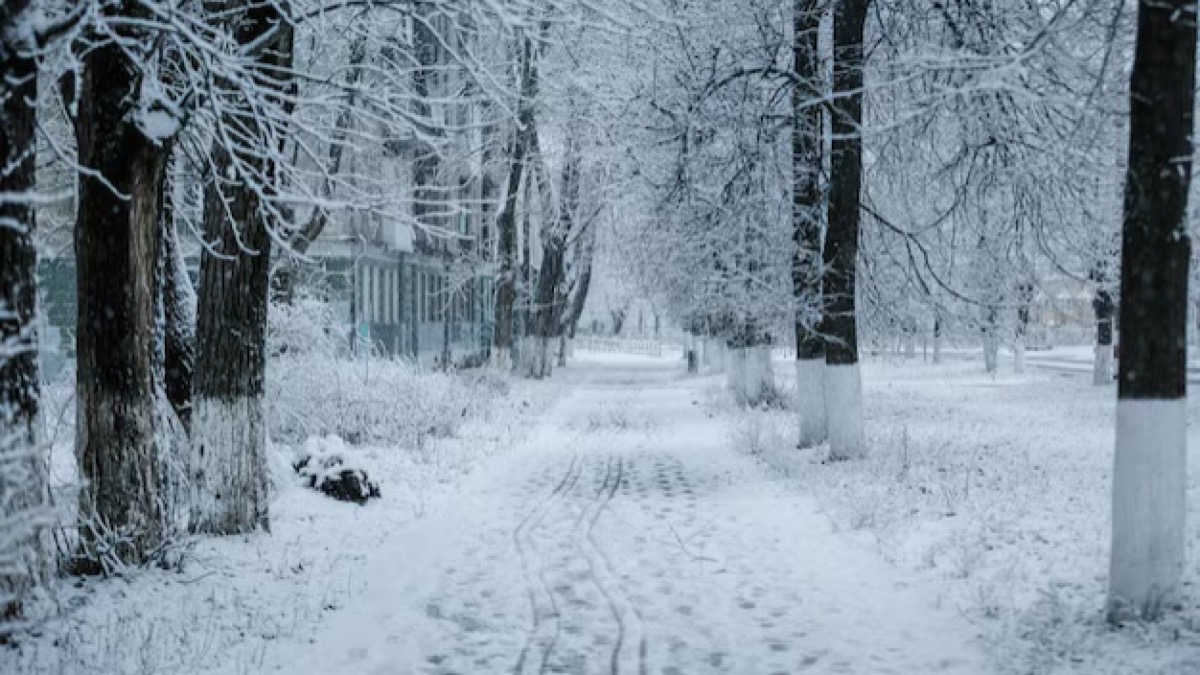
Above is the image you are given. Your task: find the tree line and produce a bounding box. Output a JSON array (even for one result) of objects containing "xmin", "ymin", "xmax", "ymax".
[{"xmin": 0, "ymin": 0, "xmax": 617, "ymax": 630}]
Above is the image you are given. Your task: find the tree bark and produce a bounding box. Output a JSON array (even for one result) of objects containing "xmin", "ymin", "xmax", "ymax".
[
  {"xmin": 189, "ymin": 2, "xmax": 293, "ymax": 534},
  {"xmin": 74, "ymin": 8, "xmax": 171, "ymax": 568},
  {"xmin": 932, "ymin": 315, "xmax": 943, "ymax": 364},
  {"xmin": 793, "ymin": 0, "xmax": 828, "ymax": 448},
  {"xmin": 157, "ymin": 170, "xmax": 195, "ymax": 431},
  {"xmin": 823, "ymin": 0, "xmax": 870, "ymax": 460},
  {"xmin": 1014, "ymin": 283, "xmax": 1032, "ymax": 374},
  {"xmin": 1092, "ymin": 266, "xmax": 1116, "ymax": 385},
  {"xmin": 1108, "ymin": 0, "xmax": 1196, "ymax": 624},
  {"xmin": 0, "ymin": 0, "xmax": 47, "ymax": 620},
  {"xmin": 493, "ymin": 37, "xmax": 539, "ymax": 369},
  {"xmin": 529, "ymin": 134, "xmax": 579, "ymax": 379}
]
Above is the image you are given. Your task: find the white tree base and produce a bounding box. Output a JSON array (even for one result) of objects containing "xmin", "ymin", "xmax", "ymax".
[
  {"xmin": 826, "ymin": 363, "xmax": 865, "ymax": 460},
  {"xmin": 1094, "ymin": 344, "xmax": 1114, "ymax": 385},
  {"xmin": 1109, "ymin": 399, "xmax": 1187, "ymax": 621},
  {"xmin": 795, "ymin": 358, "xmax": 828, "ymax": 448},
  {"xmin": 983, "ymin": 337, "xmax": 999, "ymax": 374},
  {"xmin": 492, "ymin": 347, "xmax": 512, "ymax": 372},
  {"xmin": 727, "ymin": 346, "xmax": 774, "ymax": 407},
  {"xmin": 188, "ymin": 396, "xmax": 269, "ymax": 534}
]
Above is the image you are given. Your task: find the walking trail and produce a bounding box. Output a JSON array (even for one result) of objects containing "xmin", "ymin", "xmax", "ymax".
[{"xmin": 274, "ymin": 354, "xmax": 990, "ymax": 674}]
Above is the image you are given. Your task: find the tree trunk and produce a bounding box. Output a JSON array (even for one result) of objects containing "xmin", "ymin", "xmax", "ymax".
[
  {"xmin": 441, "ymin": 263, "xmax": 452, "ymax": 370},
  {"xmin": 74, "ymin": 16, "xmax": 171, "ymax": 568},
  {"xmin": 981, "ymin": 307, "xmax": 999, "ymax": 375},
  {"xmin": 793, "ymin": 0, "xmax": 828, "ymax": 449},
  {"xmin": 823, "ymin": 0, "xmax": 870, "ymax": 460},
  {"xmin": 727, "ymin": 325, "xmax": 774, "ymax": 408},
  {"xmin": 493, "ymin": 37, "xmax": 539, "ymax": 370},
  {"xmin": 1108, "ymin": 0, "xmax": 1196, "ymax": 624},
  {"xmin": 157, "ymin": 170, "xmax": 195, "ymax": 431},
  {"xmin": 1014, "ymin": 283, "xmax": 1032, "ymax": 374},
  {"xmin": 189, "ymin": 2, "xmax": 293, "ymax": 534},
  {"xmin": 1093, "ymin": 282, "xmax": 1116, "ymax": 386},
  {"xmin": 0, "ymin": 0, "xmax": 47, "ymax": 619},
  {"xmin": 932, "ymin": 316, "xmax": 943, "ymax": 364}
]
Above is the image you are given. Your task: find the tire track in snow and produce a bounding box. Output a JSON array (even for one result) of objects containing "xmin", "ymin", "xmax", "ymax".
[
  {"xmin": 556, "ymin": 456, "xmax": 626, "ymax": 675},
  {"xmin": 512, "ymin": 454, "xmax": 583, "ymax": 675},
  {"xmin": 581, "ymin": 456, "xmax": 648, "ymax": 675},
  {"xmin": 534, "ymin": 456, "xmax": 614, "ymax": 675}
]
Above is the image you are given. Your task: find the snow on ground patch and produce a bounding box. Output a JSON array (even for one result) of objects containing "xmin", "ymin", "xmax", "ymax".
[
  {"xmin": 271, "ymin": 355, "xmax": 988, "ymax": 675},
  {"xmin": 4, "ymin": 367, "xmax": 557, "ymax": 675},
  {"xmin": 732, "ymin": 357, "xmax": 1200, "ymax": 674}
]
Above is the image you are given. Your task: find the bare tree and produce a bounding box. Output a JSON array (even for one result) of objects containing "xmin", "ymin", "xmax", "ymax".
[
  {"xmin": 824, "ymin": 0, "xmax": 870, "ymax": 460},
  {"xmin": 0, "ymin": 0, "xmax": 47, "ymax": 622},
  {"xmin": 793, "ymin": 0, "xmax": 828, "ymax": 448},
  {"xmin": 188, "ymin": 0, "xmax": 294, "ymax": 534},
  {"xmin": 493, "ymin": 35, "xmax": 541, "ymax": 370},
  {"xmin": 1108, "ymin": 0, "xmax": 1196, "ymax": 624},
  {"xmin": 72, "ymin": 2, "xmax": 175, "ymax": 568}
]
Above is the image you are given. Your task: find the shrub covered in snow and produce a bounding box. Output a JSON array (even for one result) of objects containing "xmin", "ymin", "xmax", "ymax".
[
  {"xmin": 268, "ymin": 356, "xmax": 508, "ymax": 447},
  {"xmin": 267, "ymin": 294, "xmax": 350, "ymax": 358},
  {"xmin": 293, "ymin": 435, "xmax": 380, "ymax": 505},
  {"xmin": 266, "ymin": 298, "xmax": 511, "ymax": 448}
]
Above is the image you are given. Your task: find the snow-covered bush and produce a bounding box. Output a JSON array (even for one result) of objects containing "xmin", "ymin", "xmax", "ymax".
[
  {"xmin": 266, "ymin": 297, "xmax": 510, "ymax": 448},
  {"xmin": 267, "ymin": 294, "xmax": 349, "ymax": 358},
  {"xmin": 293, "ymin": 435, "xmax": 380, "ymax": 505},
  {"xmin": 268, "ymin": 356, "xmax": 502, "ymax": 447}
]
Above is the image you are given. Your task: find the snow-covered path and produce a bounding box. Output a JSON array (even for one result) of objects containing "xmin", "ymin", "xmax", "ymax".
[{"xmin": 275, "ymin": 355, "xmax": 990, "ymax": 675}]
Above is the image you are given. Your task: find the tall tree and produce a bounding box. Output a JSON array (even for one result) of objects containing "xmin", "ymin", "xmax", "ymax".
[
  {"xmin": 188, "ymin": 1, "xmax": 293, "ymax": 534},
  {"xmin": 529, "ymin": 130, "xmax": 581, "ymax": 378},
  {"xmin": 793, "ymin": 0, "xmax": 828, "ymax": 448},
  {"xmin": 73, "ymin": 2, "xmax": 174, "ymax": 567},
  {"xmin": 0, "ymin": 0, "xmax": 47, "ymax": 620},
  {"xmin": 493, "ymin": 35, "xmax": 539, "ymax": 370},
  {"xmin": 1107, "ymin": 0, "xmax": 1196, "ymax": 623},
  {"xmin": 823, "ymin": 0, "xmax": 870, "ymax": 460}
]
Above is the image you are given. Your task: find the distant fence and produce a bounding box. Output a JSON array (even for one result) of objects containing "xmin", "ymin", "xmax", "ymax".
[{"xmin": 575, "ymin": 337, "xmax": 666, "ymax": 357}]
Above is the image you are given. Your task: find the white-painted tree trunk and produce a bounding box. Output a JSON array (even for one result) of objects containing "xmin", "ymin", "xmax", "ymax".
[
  {"xmin": 188, "ymin": 396, "xmax": 268, "ymax": 533},
  {"xmin": 1014, "ymin": 337, "xmax": 1026, "ymax": 374},
  {"xmin": 727, "ymin": 346, "xmax": 774, "ymax": 407},
  {"xmin": 492, "ymin": 347, "xmax": 512, "ymax": 372},
  {"xmin": 903, "ymin": 334, "xmax": 916, "ymax": 359},
  {"xmin": 1108, "ymin": 400, "xmax": 1187, "ymax": 620},
  {"xmin": 1094, "ymin": 344, "xmax": 1114, "ymax": 385},
  {"xmin": 795, "ymin": 358, "xmax": 828, "ymax": 447},
  {"xmin": 727, "ymin": 347, "xmax": 747, "ymax": 401},
  {"xmin": 932, "ymin": 330, "xmax": 943, "ymax": 364},
  {"xmin": 826, "ymin": 363, "xmax": 865, "ymax": 460},
  {"xmin": 983, "ymin": 335, "xmax": 999, "ymax": 374},
  {"xmin": 707, "ymin": 339, "xmax": 726, "ymax": 373}
]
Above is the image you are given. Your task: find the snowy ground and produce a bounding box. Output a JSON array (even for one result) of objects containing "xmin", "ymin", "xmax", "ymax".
[
  {"xmin": 6, "ymin": 367, "xmax": 558, "ymax": 675},
  {"xmin": 263, "ymin": 353, "xmax": 987, "ymax": 675},
  {"xmin": 744, "ymin": 354, "xmax": 1200, "ymax": 674},
  {"xmin": 14, "ymin": 349, "xmax": 1200, "ymax": 674}
]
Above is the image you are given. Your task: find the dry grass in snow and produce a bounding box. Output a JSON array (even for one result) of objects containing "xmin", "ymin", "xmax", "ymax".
[
  {"xmin": 4, "ymin": 359, "xmax": 555, "ymax": 675},
  {"xmin": 721, "ymin": 357, "xmax": 1200, "ymax": 675}
]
